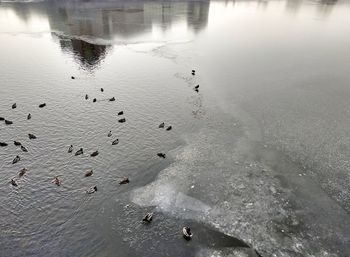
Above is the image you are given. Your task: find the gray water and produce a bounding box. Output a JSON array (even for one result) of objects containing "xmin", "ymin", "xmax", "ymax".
[{"xmin": 1, "ymin": 0, "xmax": 350, "ymax": 256}]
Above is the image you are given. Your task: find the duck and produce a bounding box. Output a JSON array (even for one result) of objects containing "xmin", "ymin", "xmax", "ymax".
[
  {"xmin": 183, "ymin": 226, "xmax": 193, "ymax": 240},
  {"xmin": 86, "ymin": 186, "xmax": 97, "ymax": 194},
  {"xmin": 93, "ymin": 98, "xmax": 97, "ymax": 103},
  {"xmin": 194, "ymin": 85, "xmax": 199, "ymax": 89},
  {"xmin": 28, "ymin": 133, "xmax": 37, "ymax": 139},
  {"xmin": 12, "ymin": 155, "xmax": 20, "ymax": 164},
  {"xmin": 12, "ymin": 103, "xmax": 17, "ymax": 109},
  {"xmin": 142, "ymin": 212, "xmax": 153, "ymax": 223},
  {"xmin": 194, "ymin": 88, "xmax": 199, "ymax": 93},
  {"xmin": 192, "ymin": 70, "xmax": 195, "ymax": 75},
  {"xmin": 11, "ymin": 178, "xmax": 18, "ymax": 187},
  {"xmin": 52, "ymin": 176, "xmax": 61, "ymax": 186},
  {"xmin": 39, "ymin": 103, "xmax": 46, "ymax": 108},
  {"xmin": 75, "ymin": 148, "xmax": 83, "ymax": 156},
  {"xmin": 85, "ymin": 94, "xmax": 89, "ymax": 100},
  {"xmin": 90, "ymin": 150, "xmax": 99, "ymax": 157},
  {"xmin": 0, "ymin": 117, "xmax": 4, "ymax": 121},
  {"xmin": 101, "ymin": 88, "xmax": 104, "ymax": 92},
  {"xmin": 85, "ymin": 170, "xmax": 93, "ymax": 177},
  {"xmin": 68, "ymin": 145, "xmax": 73, "ymax": 153},
  {"xmin": 5, "ymin": 120, "xmax": 13, "ymax": 125},
  {"xmin": 157, "ymin": 153, "xmax": 166, "ymax": 158},
  {"xmin": 109, "ymin": 97, "xmax": 115, "ymax": 102},
  {"xmin": 166, "ymin": 126, "xmax": 172, "ymax": 131},
  {"xmin": 108, "ymin": 131, "xmax": 112, "ymax": 137},
  {"xmin": 19, "ymin": 168, "xmax": 27, "ymax": 177},
  {"xmin": 21, "ymin": 145, "xmax": 28, "ymax": 152},
  {"xmin": 119, "ymin": 177, "xmax": 129, "ymax": 185},
  {"xmin": 27, "ymin": 113, "xmax": 31, "ymax": 120},
  {"xmin": 118, "ymin": 111, "xmax": 123, "ymax": 116},
  {"xmin": 71, "ymin": 76, "xmax": 75, "ymax": 79},
  {"xmin": 118, "ymin": 118, "xmax": 126, "ymax": 123},
  {"xmin": 159, "ymin": 122, "xmax": 165, "ymax": 128},
  {"xmin": 14, "ymin": 141, "xmax": 21, "ymax": 146},
  {"xmin": 0, "ymin": 142, "xmax": 8, "ymax": 147},
  {"xmin": 112, "ymin": 139, "xmax": 119, "ymax": 145}
]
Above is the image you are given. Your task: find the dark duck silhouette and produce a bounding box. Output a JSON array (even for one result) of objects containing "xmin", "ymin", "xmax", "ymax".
[
  {"xmin": 68, "ymin": 145, "xmax": 73, "ymax": 153},
  {"xmin": 39, "ymin": 103, "xmax": 46, "ymax": 108},
  {"xmin": 12, "ymin": 155, "xmax": 20, "ymax": 164},
  {"xmin": 192, "ymin": 70, "xmax": 195, "ymax": 75},
  {"xmin": 118, "ymin": 111, "xmax": 123, "ymax": 116},
  {"xmin": 157, "ymin": 153, "xmax": 166, "ymax": 158},
  {"xmin": 27, "ymin": 113, "xmax": 31, "ymax": 120},
  {"xmin": 0, "ymin": 142, "xmax": 8, "ymax": 147},
  {"xmin": 166, "ymin": 126, "xmax": 172, "ymax": 131},
  {"xmin": 71, "ymin": 76, "xmax": 75, "ymax": 79},
  {"xmin": 19, "ymin": 168, "xmax": 27, "ymax": 177},
  {"xmin": 12, "ymin": 103, "xmax": 17, "ymax": 109},
  {"xmin": 86, "ymin": 186, "xmax": 97, "ymax": 194},
  {"xmin": 14, "ymin": 141, "xmax": 21, "ymax": 146},
  {"xmin": 85, "ymin": 170, "xmax": 93, "ymax": 177},
  {"xmin": 52, "ymin": 176, "xmax": 61, "ymax": 186},
  {"xmin": 118, "ymin": 118, "xmax": 126, "ymax": 123},
  {"xmin": 108, "ymin": 131, "xmax": 112, "ymax": 137},
  {"xmin": 142, "ymin": 212, "xmax": 153, "ymax": 223},
  {"xmin": 0, "ymin": 117, "xmax": 4, "ymax": 121},
  {"xmin": 90, "ymin": 151, "xmax": 99, "ymax": 157},
  {"xmin": 11, "ymin": 178, "xmax": 18, "ymax": 187},
  {"xmin": 101, "ymin": 88, "xmax": 104, "ymax": 92},
  {"xmin": 159, "ymin": 122, "xmax": 165, "ymax": 128},
  {"xmin": 195, "ymin": 85, "xmax": 199, "ymax": 89},
  {"xmin": 75, "ymin": 148, "xmax": 83, "ymax": 156},
  {"xmin": 119, "ymin": 177, "xmax": 129, "ymax": 185},
  {"xmin": 93, "ymin": 98, "xmax": 97, "ymax": 103},
  {"xmin": 85, "ymin": 94, "xmax": 89, "ymax": 100},
  {"xmin": 112, "ymin": 139, "xmax": 119, "ymax": 145},
  {"xmin": 109, "ymin": 97, "xmax": 115, "ymax": 102},
  {"xmin": 182, "ymin": 227, "xmax": 193, "ymax": 240},
  {"xmin": 28, "ymin": 134, "xmax": 37, "ymax": 139},
  {"xmin": 21, "ymin": 145, "xmax": 28, "ymax": 152},
  {"xmin": 5, "ymin": 120, "xmax": 13, "ymax": 125}
]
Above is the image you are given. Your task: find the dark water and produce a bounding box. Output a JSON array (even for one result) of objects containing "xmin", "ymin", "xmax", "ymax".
[{"xmin": 1, "ymin": 0, "xmax": 350, "ymax": 256}]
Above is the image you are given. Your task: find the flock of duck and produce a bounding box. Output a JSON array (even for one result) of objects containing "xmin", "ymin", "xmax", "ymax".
[{"xmin": 1, "ymin": 70, "xmax": 199, "ymax": 240}]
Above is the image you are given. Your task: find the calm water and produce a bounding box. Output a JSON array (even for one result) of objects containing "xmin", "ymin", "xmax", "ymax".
[{"xmin": 1, "ymin": 0, "xmax": 350, "ymax": 256}]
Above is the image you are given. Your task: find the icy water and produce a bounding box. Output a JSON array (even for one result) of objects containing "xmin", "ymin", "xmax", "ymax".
[{"xmin": 1, "ymin": 0, "xmax": 350, "ymax": 256}]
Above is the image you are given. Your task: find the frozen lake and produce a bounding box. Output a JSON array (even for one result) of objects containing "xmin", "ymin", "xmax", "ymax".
[{"xmin": 0, "ymin": 0, "xmax": 350, "ymax": 256}]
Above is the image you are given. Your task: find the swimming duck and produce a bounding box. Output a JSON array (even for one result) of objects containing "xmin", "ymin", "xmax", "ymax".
[
  {"xmin": 27, "ymin": 113, "xmax": 31, "ymax": 120},
  {"xmin": 118, "ymin": 118, "xmax": 126, "ymax": 123},
  {"xmin": 75, "ymin": 148, "xmax": 83, "ymax": 156},
  {"xmin": 142, "ymin": 212, "xmax": 153, "ymax": 223},
  {"xmin": 85, "ymin": 170, "xmax": 93, "ymax": 177},
  {"xmin": 68, "ymin": 145, "xmax": 73, "ymax": 153},
  {"xmin": 118, "ymin": 111, "xmax": 123, "ymax": 116},
  {"xmin": 14, "ymin": 141, "xmax": 21, "ymax": 146},
  {"xmin": 85, "ymin": 94, "xmax": 89, "ymax": 100},
  {"xmin": 12, "ymin": 103, "xmax": 17, "ymax": 109},
  {"xmin": 39, "ymin": 103, "xmax": 46, "ymax": 108},
  {"xmin": 28, "ymin": 133, "xmax": 37, "ymax": 139},
  {"xmin": 21, "ymin": 145, "xmax": 28, "ymax": 152},
  {"xmin": 109, "ymin": 97, "xmax": 116, "ymax": 102},
  {"xmin": 11, "ymin": 178, "xmax": 18, "ymax": 187},
  {"xmin": 19, "ymin": 168, "xmax": 27, "ymax": 177},
  {"xmin": 86, "ymin": 186, "xmax": 97, "ymax": 194},
  {"xmin": 166, "ymin": 126, "xmax": 172, "ymax": 131},
  {"xmin": 119, "ymin": 177, "xmax": 129, "ymax": 185},
  {"xmin": 0, "ymin": 142, "xmax": 8, "ymax": 147},
  {"xmin": 5, "ymin": 120, "xmax": 13, "ymax": 125},
  {"xmin": 112, "ymin": 139, "xmax": 119, "ymax": 145},
  {"xmin": 183, "ymin": 227, "xmax": 193, "ymax": 240},
  {"xmin": 12, "ymin": 155, "xmax": 20, "ymax": 164},
  {"xmin": 93, "ymin": 98, "xmax": 97, "ymax": 103},
  {"xmin": 194, "ymin": 85, "xmax": 199, "ymax": 89},
  {"xmin": 0, "ymin": 117, "xmax": 4, "ymax": 121},
  {"xmin": 194, "ymin": 88, "xmax": 199, "ymax": 93},
  {"xmin": 90, "ymin": 150, "xmax": 99, "ymax": 157},
  {"xmin": 52, "ymin": 176, "xmax": 61, "ymax": 186},
  {"xmin": 159, "ymin": 122, "xmax": 165, "ymax": 128},
  {"xmin": 157, "ymin": 153, "xmax": 166, "ymax": 158},
  {"xmin": 108, "ymin": 131, "xmax": 112, "ymax": 137},
  {"xmin": 71, "ymin": 76, "xmax": 75, "ymax": 79},
  {"xmin": 101, "ymin": 88, "xmax": 104, "ymax": 92},
  {"xmin": 192, "ymin": 70, "xmax": 195, "ymax": 75}
]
